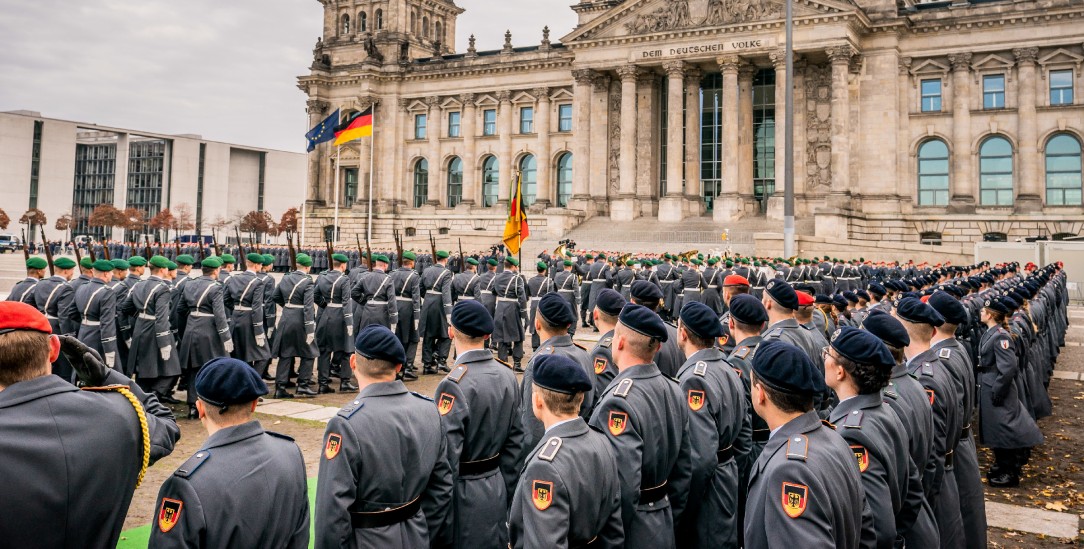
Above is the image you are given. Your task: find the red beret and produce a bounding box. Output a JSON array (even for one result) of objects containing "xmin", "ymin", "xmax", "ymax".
[
  {"xmin": 796, "ymin": 291, "xmax": 815, "ymax": 306},
  {"xmin": 723, "ymin": 275, "xmax": 750, "ymax": 287},
  {"xmin": 0, "ymin": 302, "xmax": 53, "ymax": 335}
]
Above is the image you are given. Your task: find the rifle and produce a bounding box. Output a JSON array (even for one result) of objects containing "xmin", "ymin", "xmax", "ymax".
[
  {"xmin": 21, "ymin": 228, "xmax": 30, "ymax": 262},
  {"xmin": 73, "ymin": 240, "xmax": 83, "ymax": 268},
  {"xmin": 355, "ymin": 234, "xmax": 366, "ymax": 269},
  {"xmin": 235, "ymin": 227, "xmax": 248, "ymax": 272},
  {"xmin": 287, "ymin": 231, "xmax": 297, "ymax": 271},
  {"xmin": 87, "ymin": 238, "xmax": 97, "ymax": 262},
  {"xmin": 39, "ymin": 227, "xmax": 54, "ymax": 276},
  {"xmin": 393, "ymin": 228, "xmax": 403, "ymax": 268},
  {"xmin": 429, "ymin": 230, "xmax": 438, "ymax": 265},
  {"xmin": 365, "ymin": 234, "xmax": 374, "ymax": 273},
  {"xmin": 326, "ymin": 239, "xmax": 335, "ymax": 271},
  {"xmin": 101, "ymin": 239, "xmax": 112, "ymax": 261},
  {"xmin": 144, "ymin": 235, "xmax": 153, "ymax": 260},
  {"xmin": 174, "ymin": 236, "xmax": 182, "ymax": 258},
  {"xmin": 212, "ymin": 230, "xmax": 222, "ymax": 258},
  {"xmin": 458, "ymin": 238, "xmax": 464, "ymax": 274}
]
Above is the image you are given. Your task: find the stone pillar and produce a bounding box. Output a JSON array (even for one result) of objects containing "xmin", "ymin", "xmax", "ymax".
[
  {"xmin": 768, "ymin": 49, "xmax": 788, "ymax": 220},
  {"xmin": 684, "ymin": 66, "xmax": 703, "ymax": 215},
  {"xmin": 827, "ymin": 45, "xmax": 854, "ymax": 205},
  {"xmin": 613, "ymin": 65, "xmax": 641, "ymax": 221},
  {"xmin": 113, "ymin": 133, "xmax": 130, "ymax": 241},
  {"xmin": 306, "ymin": 100, "xmax": 329, "ymax": 205},
  {"xmin": 948, "ymin": 52, "xmax": 974, "ymax": 211},
  {"xmin": 659, "ymin": 61, "xmax": 687, "ymax": 222},
  {"xmin": 738, "ymin": 64, "xmax": 756, "ymax": 208},
  {"xmin": 460, "ymin": 93, "xmax": 477, "ymax": 206},
  {"xmin": 497, "ymin": 90, "xmax": 513, "ymax": 206},
  {"xmin": 426, "ymin": 96, "xmax": 442, "ymax": 206},
  {"xmin": 1014, "ymin": 47, "xmax": 1041, "ymax": 212},
  {"xmin": 635, "ymin": 71, "xmax": 659, "ymax": 210},
  {"xmin": 715, "ymin": 55, "xmax": 743, "ymax": 221},
  {"xmin": 534, "ymin": 87, "xmax": 553, "ymax": 208},
  {"xmin": 589, "ymin": 74, "xmax": 612, "ymax": 204},
  {"xmin": 397, "ymin": 98, "xmax": 412, "ymax": 208},
  {"xmin": 897, "ymin": 58, "xmax": 912, "ymax": 201},
  {"xmin": 570, "ymin": 70, "xmax": 594, "ymax": 207}
]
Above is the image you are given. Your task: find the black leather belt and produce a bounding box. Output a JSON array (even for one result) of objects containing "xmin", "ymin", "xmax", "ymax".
[
  {"xmin": 350, "ymin": 497, "xmax": 421, "ymax": 529},
  {"xmin": 640, "ymin": 481, "xmax": 668, "ymax": 503},
  {"xmin": 945, "ymin": 450, "xmax": 955, "ymax": 469},
  {"xmin": 717, "ymin": 444, "xmax": 735, "ymax": 463},
  {"xmin": 459, "ymin": 453, "xmax": 500, "ymax": 476},
  {"xmin": 752, "ymin": 429, "xmax": 770, "ymax": 442},
  {"xmin": 960, "ymin": 425, "xmax": 971, "ymax": 440}
]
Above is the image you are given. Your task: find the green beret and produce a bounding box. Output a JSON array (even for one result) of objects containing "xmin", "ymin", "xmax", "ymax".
[
  {"xmin": 436, "ymin": 251, "xmax": 450, "ymax": 259},
  {"xmin": 708, "ymin": 258, "xmax": 719, "ymax": 265},
  {"xmin": 149, "ymin": 255, "xmax": 170, "ymax": 269},
  {"xmin": 175, "ymin": 254, "xmax": 195, "ymax": 266},
  {"xmin": 585, "ymin": 254, "xmax": 594, "ymax": 260},
  {"xmin": 596, "ymin": 254, "xmax": 606, "ymax": 260},
  {"xmin": 506, "ymin": 257, "xmax": 520, "ymax": 267},
  {"xmin": 26, "ymin": 257, "xmax": 48, "ymax": 270},
  {"xmin": 402, "ymin": 251, "xmax": 417, "ymax": 261},
  {"xmin": 262, "ymin": 254, "xmax": 275, "ymax": 265},
  {"xmin": 563, "ymin": 260, "xmax": 573, "ymax": 267},
  {"xmin": 220, "ymin": 253, "xmax": 235, "ymax": 264},
  {"xmin": 331, "ymin": 253, "xmax": 349, "ymax": 263},
  {"xmin": 374, "ymin": 255, "xmax": 389, "ymax": 264},
  {"xmin": 537, "ymin": 261, "xmax": 548, "ymax": 271},
  {"xmin": 296, "ymin": 253, "xmax": 313, "ymax": 267},
  {"xmin": 697, "ymin": 253, "xmax": 704, "ymax": 259},
  {"xmin": 564, "ymin": 250, "xmax": 573, "ymax": 257},
  {"xmin": 692, "ymin": 259, "xmax": 702, "ymax": 266},
  {"xmin": 80, "ymin": 257, "xmax": 94, "ymax": 269},
  {"xmin": 202, "ymin": 257, "xmax": 222, "ymax": 269},
  {"xmin": 247, "ymin": 253, "xmax": 264, "ymax": 263},
  {"xmin": 54, "ymin": 257, "xmax": 76, "ymax": 269},
  {"xmin": 93, "ymin": 259, "xmax": 114, "ymax": 272},
  {"xmin": 487, "ymin": 258, "xmax": 498, "ymax": 266},
  {"xmin": 626, "ymin": 260, "xmax": 635, "ymax": 266},
  {"xmin": 725, "ymin": 260, "xmax": 734, "ymax": 267},
  {"xmin": 127, "ymin": 256, "xmax": 146, "ymax": 267},
  {"xmin": 166, "ymin": 261, "xmax": 178, "ymax": 270},
  {"xmin": 111, "ymin": 259, "xmax": 130, "ymax": 270},
  {"xmin": 466, "ymin": 257, "xmax": 479, "ymax": 265}
]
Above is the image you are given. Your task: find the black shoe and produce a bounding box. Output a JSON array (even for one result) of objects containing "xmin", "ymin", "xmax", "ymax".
[
  {"xmin": 402, "ymin": 370, "xmax": 419, "ymax": 381},
  {"xmin": 187, "ymin": 407, "xmax": 199, "ymax": 420},
  {"xmin": 318, "ymin": 384, "xmax": 336, "ymax": 394},
  {"xmin": 289, "ymin": 371, "xmax": 298, "ymax": 380},
  {"xmin": 296, "ymin": 386, "xmax": 318, "ymax": 397},
  {"xmin": 157, "ymin": 392, "xmax": 181, "ymax": 405},
  {"xmin": 261, "ymin": 373, "xmax": 274, "ymax": 381},
  {"xmin": 988, "ymin": 472, "xmax": 1019, "ymax": 487},
  {"xmin": 273, "ymin": 390, "xmax": 295, "ymax": 399},
  {"xmin": 340, "ymin": 382, "xmax": 359, "ymax": 392},
  {"xmin": 581, "ymin": 322, "xmax": 589, "ymax": 328},
  {"xmin": 438, "ymin": 365, "xmax": 451, "ymax": 373},
  {"xmin": 423, "ymin": 367, "xmax": 437, "ymax": 375},
  {"xmin": 514, "ymin": 363, "xmax": 525, "ymax": 373},
  {"xmin": 285, "ymin": 380, "xmax": 297, "ymax": 389}
]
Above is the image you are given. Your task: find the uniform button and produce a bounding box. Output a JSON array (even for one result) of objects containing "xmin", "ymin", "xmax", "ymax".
[
  {"xmin": 852, "ymin": 411, "xmax": 859, "ymax": 415},
  {"xmin": 649, "ymin": 502, "xmax": 654, "ymax": 507},
  {"xmin": 353, "ymin": 400, "xmax": 359, "ymax": 405},
  {"xmin": 794, "ymin": 437, "xmax": 801, "ymax": 442}
]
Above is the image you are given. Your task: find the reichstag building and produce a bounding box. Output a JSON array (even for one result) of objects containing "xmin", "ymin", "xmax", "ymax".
[{"xmin": 298, "ymin": 0, "xmax": 1084, "ymax": 247}]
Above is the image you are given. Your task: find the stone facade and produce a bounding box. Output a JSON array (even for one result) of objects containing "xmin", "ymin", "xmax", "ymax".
[{"xmin": 299, "ymin": 0, "xmax": 1084, "ymax": 247}]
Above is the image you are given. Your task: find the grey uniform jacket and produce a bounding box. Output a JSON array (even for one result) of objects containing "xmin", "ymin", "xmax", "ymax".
[
  {"xmin": 315, "ymin": 381, "xmax": 454, "ymax": 549},
  {"xmin": 653, "ymin": 322, "xmax": 685, "ymax": 378},
  {"xmin": 74, "ymin": 277, "xmax": 119, "ymax": 359},
  {"xmin": 223, "ymin": 270, "xmax": 270, "ymax": 363},
  {"xmin": 675, "ymin": 348, "xmax": 751, "ymax": 549},
  {"xmin": 521, "ymin": 335, "xmax": 596, "ymax": 448},
  {"xmin": 553, "ymin": 270, "xmax": 579, "ymax": 316},
  {"xmin": 744, "ymin": 410, "xmax": 876, "ymax": 549},
  {"xmin": 176, "ymin": 276, "xmax": 231, "ymax": 370},
  {"xmin": 589, "ymin": 330, "xmax": 618, "ymax": 397},
  {"xmin": 392, "ymin": 267, "xmax": 422, "ymax": 345},
  {"xmin": 272, "ymin": 271, "xmax": 318, "ymax": 359},
  {"xmin": 352, "ymin": 268, "xmax": 399, "ymax": 330},
  {"xmin": 421, "ymin": 265, "xmax": 454, "ymax": 336},
  {"xmin": 491, "ymin": 270, "xmax": 527, "ymax": 344},
  {"xmin": 508, "ymin": 419, "xmax": 624, "ymax": 549},
  {"xmin": 6, "ymin": 277, "xmax": 37, "ymax": 302},
  {"xmin": 587, "ymin": 363, "xmax": 694, "ymax": 549},
  {"xmin": 977, "ymin": 325, "xmax": 1043, "ymax": 449},
  {"xmin": 149, "ymin": 421, "xmax": 309, "ymax": 549},
  {"xmin": 434, "ymin": 349, "xmax": 526, "ymax": 548},
  {"xmin": 120, "ymin": 276, "xmax": 181, "ymax": 379},
  {"xmin": 0, "ymin": 370, "xmax": 179, "ymax": 548},
  {"xmin": 452, "ymin": 271, "xmax": 481, "ymax": 302},
  {"xmin": 315, "ymin": 270, "xmax": 355, "ymax": 354}
]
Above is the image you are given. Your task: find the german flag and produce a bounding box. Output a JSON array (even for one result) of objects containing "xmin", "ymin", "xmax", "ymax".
[
  {"xmin": 502, "ymin": 171, "xmax": 530, "ymax": 255},
  {"xmin": 334, "ymin": 107, "xmax": 373, "ymax": 146}
]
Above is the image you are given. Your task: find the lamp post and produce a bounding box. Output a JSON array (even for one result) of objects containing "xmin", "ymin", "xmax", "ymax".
[{"xmin": 783, "ymin": 0, "xmax": 796, "ymax": 257}]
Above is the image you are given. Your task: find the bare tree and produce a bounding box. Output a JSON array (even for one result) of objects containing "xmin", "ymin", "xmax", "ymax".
[
  {"xmin": 0, "ymin": 208, "xmax": 9, "ymax": 230},
  {"xmin": 20, "ymin": 208, "xmax": 47, "ymax": 243},
  {"xmin": 149, "ymin": 209, "xmax": 176, "ymax": 242},
  {"xmin": 278, "ymin": 207, "xmax": 300, "ymax": 235},
  {"xmin": 55, "ymin": 213, "xmax": 74, "ymax": 243}
]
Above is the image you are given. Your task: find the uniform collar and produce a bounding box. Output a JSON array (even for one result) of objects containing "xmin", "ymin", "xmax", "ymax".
[
  {"xmin": 540, "ymin": 334, "xmax": 573, "ymax": 349},
  {"xmin": 359, "ymin": 379, "xmax": 409, "ymax": 398},
  {"xmin": 0, "ymin": 374, "xmax": 79, "ymax": 408},
  {"xmin": 455, "ymin": 348, "xmax": 494, "ymax": 365},
  {"xmin": 612, "ymin": 362, "xmax": 661, "ymax": 381},
  {"xmin": 766, "ymin": 318, "xmax": 799, "ymax": 331},
  {"xmin": 201, "ymin": 420, "xmax": 266, "ymax": 450},
  {"xmin": 544, "ymin": 417, "xmax": 589, "ymax": 438},
  {"xmin": 677, "ymin": 347, "xmax": 724, "ymax": 377},
  {"xmin": 828, "ymin": 392, "xmax": 882, "ymax": 424},
  {"xmin": 906, "ymin": 347, "xmax": 938, "ymax": 374},
  {"xmin": 766, "ymin": 410, "xmax": 821, "ymax": 444}
]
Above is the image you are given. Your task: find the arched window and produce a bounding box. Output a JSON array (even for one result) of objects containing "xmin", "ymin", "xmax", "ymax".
[
  {"xmin": 482, "ymin": 156, "xmax": 499, "ymax": 207},
  {"xmin": 556, "ymin": 153, "xmax": 573, "ymax": 207},
  {"xmin": 435, "ymin": 22, "xmax": 442, "ymax": 43},
  {"xmin": 979, "ymin": 136, "xmax": 1013, "ymax": 206},
  {"xmin": 916, "ymin": 139, "xmax": 949, "ymax": 206},
  {"xmin": 359, "ymin": 11, "xmax": 367, "ymax": 32},
  {"xmin": 1046, "ymin": 134, "xmax": 1083, "ymax": 206},
  {"xmin": 413, "ymin": 159, "xmax": 429, "ymax": 208},
  {"xmin": 375, "ymin": 9, "xmax": 383, "ymax": 30},
  {"xmin": 447, "ymin": 157, "xmax": 463, "ymax": 207},
  {"xmin": 519, "ymin": 155, "xmax": 537, "ymax": 206},
  {"xmin": 341, "ymin": 14, "xmax": 350, "ymax": 35},
  {"xmin": 422, "ymin": 16, "xmax": 430, "ymax": 38}
]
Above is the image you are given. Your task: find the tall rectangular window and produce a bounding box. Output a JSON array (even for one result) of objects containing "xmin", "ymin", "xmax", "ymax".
[
  {"xmin": 448, "ymin": 111, "xmax": 461, "ymax": 137},
  {"xmin": 196, "ymin": 143, "xmax": 205, "ymax": 233},
  {"xmin": 700, "ymin": 73, "xmax": 722, "ymax": 212},
  {"xmin": 1050, "ymin": 70, "xmax": 1074, "ymax": 106},
  {"xmin": 752, "ymin": 69, "xmax": 776, "ymax": 213},
  {"xmin": 414, "ymin": 114, "xmax": 427, "ymax": 139},
  {"xmin": 344, "ymin": 168, "xmax": 358, "ymax": 204},
  {"xmin": 983, "ymin": 74, "xmax": 1005, "ymax": 109},
  {"xmin": 125, "ymin": 139, "xmax": 166, "ymax": 241},
  {"xmin": 519, "ymin": 107, "xmax": 534, "ymax": 134},
  {"xmin": 257, "ymin": 151, "xmax": 265, "ymax": 212},
  {"xmin": 29, "ymin": 121, "xmax": 43, "ymax": 215},
  {"xmin": 920, "ymin": 79, "xmax": 942, "ymax": 112},
  {"xmin": 483, "ymin": 109, "xmax": 497, "ymax": 135},
  {"xmin": 558, "ymin": 104, "xmax": 573, "ymax": 132},
  {"xmin": 72, "ymin": 142, "xmax": 117, "ymax": 240}
]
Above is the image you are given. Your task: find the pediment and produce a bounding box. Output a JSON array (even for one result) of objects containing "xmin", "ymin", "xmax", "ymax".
[
  {"xmin": 550, "ymin": 88, "xmax": 574, "ymax": 102},
  {"xmin": 440, "ymin": 97, "xmax": 462, "ymax": 110},
  {"xmin": 910, "ymin": 59, "xmax": 949, "ymax": 76},
  {"xmin": 971, "ymin": 53, "xmax": 1014, "ymax": 71},
  {"xmin": 1039, "ymin": 48, "xmax": 1083, "ymax": 68},
  {"xmin": 474, "ymin": 93, "xmax": 499, "ymax": 107},
  {"xmin": 511, "ymin": 91, "xmax": 537, "ymax": 104},
  {"xmin": 405, "ymin": 99, "xmax": 429, "ymax": 112},
  {"xmin": 563, "ymin": 0, "xmax": 854, "ymax": 43}
]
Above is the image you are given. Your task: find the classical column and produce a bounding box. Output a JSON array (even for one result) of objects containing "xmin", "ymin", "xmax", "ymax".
[
  {"xmin": 769, "ymin": 49, "xmax": 788, "ymax": 219},
  {"xmin": 306, "ymin": 99, "xmax": 329, "ymax": 205},
  {"xmin": 397, "ymin": 98, "xmax": 413, "ymax": 209},
  {"xmin": 827, "ymin": 45, "xmax": 854, "ymax": 202},
  {"xmin": 534, "ymin": 87, "xmax": 553, "ymax": 207},
  {"xmin": 1014, "ymin": 47, "xmax": 1041, "ymax": 211},
  {"xmin": 460, "ymin": 93, "xmax": 477, "ymax": 206},
  {"xmin": 715, "ymin": 55, "xmax": 742, "ymax": 221},
  {"xmin": 738, "ymin": 64, "xmax": 756, "ymax": 205},
  {"xmin": 947, "ymin": 52, "xmax": 974, "ymax": 210},
  {"xmin": 571, "ymin": 70, "xmax": 594, "ymax": 205},
  {"xmin": 635, "ymin": 71, "xmax": 659, "ymax": 204},
  {"xmin": 897, "ymin": 57, "xmax": 912, "ymax": 201},
  {"xmin": 613, "ymin": 65, "xmax": 641, "ymax": 221},
  {"xmin": 113, "ymin": 133, "xmax": 130, "ymax": 241},
  {"xmin": 497, "ymin": 90, "xmax": 513, "ymax": 206},
  {"xmin": 659, "ymin": 61, "xmax": 687, "ymax": 222},
  {"xmin": 355, "ymin": 97, "xmax": 376, "ymax": 206},
  {"xmin": 589, "ymin": 73, "xmax": 611, "ymax": 203},
  {"xmin": 426, "ymin": 96, "xmax": 442, "ymax": 206},
  {"xmin": 684, "ymin": 66, "xmax": 703, "ymax": 212}
]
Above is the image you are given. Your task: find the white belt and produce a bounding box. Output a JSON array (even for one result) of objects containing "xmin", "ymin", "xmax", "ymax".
[
  {"xmin": 426, "ymin": 290, "xmax": 444, "ymax": 296},
  {"xmin": 368, "ymin": 300, "xmax": 389, "ymax": 305},
  {"xmin": 458, "ymin": 296, "xmax": 475, "ymax": 300},
  {"xmin": 497, "ymin": 297, "xmax": 519, "ymax": 302},
  {"xmin": 661, "ymin": 280, "xmax": 675, "ymax": 284},
  {"xmin": 234, "ymin": 306, "xmax": 253, "ymax": 311},
  {"xmin": 558, "ymin": 289, "xmax": 574, "ymax": 293},
  {"xmin": 590, "ymin": 279, "xmax": 605, "ymax": 283},
  {"xmin": 46, "ymin": 314, "xmax": 58, "ymax": 320},
  {"xmin": 190, "ymin": 312, "xmax": 213, "ymax": 317},
  {"xmin": 396, "ymin": 297, "xmax": 414, "ymax": 302},
  {"xmin": 138, "ymin": 313, "xmax": 156, "ymax": 320},
  {"xmin": 707, "ymin": 285, "xmax": 719, "ymax": 289},
  {"xmin": 326, "ymin": 303, "xmax": 344, "ymax": 308},
  {"xmin": 285, "ymin": 304, "xmax": 305, "ymax": 309},
  {"xmin": 81, "ymin": 320, "xmax": 100, "ymax": 326},
  {"xmin": 530, "ymin": 297, "xmax": 542, "ymax": 302}
]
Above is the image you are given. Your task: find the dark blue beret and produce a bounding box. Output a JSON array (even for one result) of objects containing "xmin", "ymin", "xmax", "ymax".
[
  {"xmin": 619, "ymin": 303, "xmax": 668, "ymax": 342},
  {"xmin": 195, "ymin": 357, "xmax": 268, "ymax": 406},
  {"xmin": 984, "ymin": 298, "xmax": 1010, "ymax": 315},
  {"xmin": 815, "ymin": 294, "xmax": 833, "ymax": 305},
  {"xmin": 899, "ymin": 291, "xmax": 920, "ymax": 300},
  {"xmin": 751, "ymin": 339, "xmax": 826, "ymax": 396},
  {"xmin": 842, "ymin": 291, "xmax": 859, "ymax": 304},
  {"xmin": 1008, "ymin": 288, "xmax": 1028, "ymax": 304},
  {"xmin": 1001, "ymin": 295, "xmax": 1021, "ymax": 311},
  {"xmin": 680, "ymin": 301, "xmax": 724, "ymax": 339},
  {"xmin": 532, "ymin": 354, "xmax": 593, "ymax": 395},
  {"xmin": 856, "ymin": 290, "xmax": 871, "ymax": 301},
  {"xmin": 927, "ymin": 291, "xmax": 968, "ymax": 326},
  {"xmin": 354, "ymin": 324, "xmax": 407, "ymax": 364},
  {"xmin": 862, "ymin": 310, "xmax": 910, "ymax": 349},
  {"xmin": 538, "ymin": 292, "xmax": 575, "ymax": 326},
  {"xmin": 894, "ymin": 296, "xmax": 944, "ymax": 327},
  {"xmin": 830, "ymin": 326, "xmax": 895, "ymax": 369},
  {"xmin": 867, "ymin": 282, "xmax": 887, "ymax": 296},
  {"xmin": 729, "ymin": 294, "xmax": 768, "ymax": 325},
  {"xmin": 451, "ymin": 300, "xmax": 494, "ymax": 337},
  {"xmin": 765, "ymin": 279, "xmax": 798, "ymax": 310},
  {"xmin": 630, "ymin": 280, "xmax": 663, "ymax": 302},
  {"xmin": 594, "ymin": 288, "xmax": 626, "ymax": 316},
  {"xmin": 832, "ymin": 295, "xmax": 848, "ymax": 308}
]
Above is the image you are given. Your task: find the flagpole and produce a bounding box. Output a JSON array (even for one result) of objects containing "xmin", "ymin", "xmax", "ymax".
[
  {"xmin": 333, "ymin": 145, "xmax": 341, "ymax": 244},
  {"xmin": 367, "ymin": 105, "xmax": 375, "ymax": 246},
  {"xmin": 300, "ymin": 201, "xmax": 307, "ymax": 247}
]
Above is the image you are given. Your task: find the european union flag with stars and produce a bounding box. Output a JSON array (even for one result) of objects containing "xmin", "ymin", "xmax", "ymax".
[{"xmin": 305, "ymin": 108, "xmax": 340, "ymax": 152}]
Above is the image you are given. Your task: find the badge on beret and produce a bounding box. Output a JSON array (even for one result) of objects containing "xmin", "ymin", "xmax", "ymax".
[
  {"xmin": 532, "ymin": 480, "xmax": 554, "ymax": 511},
  {"xmin": 688, "ymin": 390, "xmax": 705, "ymax": 412},
  {"xmin": 325, "ymin": 433, "xmax": 342, "ymax": 460},
  {"xmin": 926, "ymin": 389, "xmax": 935, "ymax": 405},
  {"xmin": 608, "ymin": 411, "xmax": 628, "ymax": 436},
  {"xmin": 594, "ymin": 357, "xmax": 607, "ymax": 375},
  {"xmin": 831, "ymin": 328, "xmax": 841, "ymax": 342},
  {"xmin": 851, "ymin": 445, "xmax": 869, "ymax": 473},
  {"xmin": 158, "ymin": 498, "xmax": 183, "ymax": 533},
  {"xmin": 781, "ymin": 482, "xmax": 808, "ymax": 518},
  {"xmin": 437, "ymin": 393, "xmax": 456, "ymax": 416},
  {"xmin": 1000, "ymin": 339, "xmax": 1009, "ymax": 350}
]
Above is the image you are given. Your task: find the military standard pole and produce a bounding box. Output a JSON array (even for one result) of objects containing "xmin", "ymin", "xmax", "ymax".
[{"xmin": 783, "ymin": 0, "xmax": 796, "ymax": 257}]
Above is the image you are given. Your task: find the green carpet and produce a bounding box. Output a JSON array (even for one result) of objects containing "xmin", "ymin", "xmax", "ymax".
[{"xmin": 117, "ymin": 477, "xmax": 318, "ymax": 548}]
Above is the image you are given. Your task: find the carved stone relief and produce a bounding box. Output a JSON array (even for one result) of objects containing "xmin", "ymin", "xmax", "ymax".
[
  {"xmin": 626, "ymin": 0, "xmax": 783, "ymax": 35},
  {"xmin": 804, "ymin": 63, "xmax": 833, "ymax": 191},
  {"xmin": 625, "ymin": 0, "xmax": 694, "ymax": 34},
  {"xmin": 608, "ymin": 84, "xmax": 622, "ymax": 195}
]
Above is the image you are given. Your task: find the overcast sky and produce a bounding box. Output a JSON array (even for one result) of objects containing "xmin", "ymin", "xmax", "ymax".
[{"xmin": 0, "ymin": 0, "xmax": 577, "ymax": 153}]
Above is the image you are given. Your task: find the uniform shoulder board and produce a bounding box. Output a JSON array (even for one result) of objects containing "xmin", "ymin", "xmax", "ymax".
[
  {"xmin": 938, "ymin": 348, "xmax": 951, "ymax": 360},
  {"xmin": 766, "ymin": 327, "xmax": 783, "ymax": 338},
  {"xmin": 448, "ymin": 365, "xmax": 468, "ymax": 383},
  {"xmin": 600, "ymin": 336, "xmax": 613, "ymax": 349},
  {"xmin": 920, "ymin": 362, "xmax": 934, "ymax": 376},
  {"xmin": 265, "ymin": 431, "xmax": 295, "ymax": 442},
  {"xmin": 573, "ymin": 341, "xmax": 587, "ymax": 351},
  {"xmin": 665, "ymin": 320, "xmax": 678, "ymax": 329},
  {"xmin": 495, "ymin": 357, "xmax": 513, "ymax": 369},
  {"xmin": 693, "ymin": 361, "xmax": 708, "ymax": 377},
  {"xmin": 840, "ymin": 410, "xmax": 864, "ymax": 429},
  {"xmin": 538, "ymin": 436, "xmax": 563, "ymax": 462},
  {"xmin": 613, "ymin": 378, "xmax": 634, "ymax": 398},
  {"xmin": 786, "ymin": 434, "xmax": 809, "ymax": 461},
  {"xmin": 410, "ymin": 391, "xmax": 434, "ymax": 402},
  {"xmin": 338, "ymin": 398, "xmax": 365, "ymax": 419},
  {"xmin": 882, "ymin": 384, "xmax": 899, "ymax": 400},
  {"xmin": 820, "ymin": 419, "xmax": 836, "ymax": 429},
  {"xmin": 733, "ymin": 346, "xmax": 751, "ymax": 360},
  {"xmin": 665, "ymin": 375, "xmax": 680, "ymax": 384},
  {"xmin": 174, "ymin": 449, "xmax": 211, "ymax": 478}
]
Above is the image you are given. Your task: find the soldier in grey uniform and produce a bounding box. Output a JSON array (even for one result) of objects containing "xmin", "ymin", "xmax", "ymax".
[
  {"xmin": 452, "ymin": 257, "xmax": 481, "ymax": 303},
  {"xmin": 526, "ymin": 261, "xmax": 556, "ymax": 351},
  {"xmin": 674, "ymin": 301, "xmax": 750, "ymax": 549},
  {"xmin": 509, "ymin": 354, "xmax": 624, "ymax": 549},
  {"xmin": 177, "ymin": 257, "xmax": 233, "ymax": 417},
  {"xmin": 629, "ymin": 280, "xmax": 685, "ymax": 378},
  {"xmin": 224, "ymin": 253, "xmax": 270, "ymax": 369},
  {"xmin": 352, "ymin": 254, "xmax": 398, "ymax": 332},
  {"xmin": 587, "ymin": 303, "xmax": 693, "ymax": 549},
  {"xmin": 252, "ymin": 253, "xmax": 279, "ymax": 380},
  {"xmin": 554, "ymin": 259, "xmax": 580, "ymax": 336},
  {"xmin": 491, "ymin": 257, "xmax": 528, "ymax": 370},
  {"xmin": 716, "ymin": 274, "xmax": 751, "ymax": 354},
  {"xmin": 7, "ymin": 256, "xmax": 45, "ymax": 303},
  {"xmin": 0, "ymin": 305, "xmax": 179, "ymax": 549},
  {"xmin": 743, "ymin": 339, "xmax": 875, "ymax": 549},
  {"xmin": 74, "ymin": 259, "xmax": 120, "ymax": 370},
  {"xmin": 392, "ymin": 251, "xmax": 423, "ymax": 379},
  {"xmin": 613, "ymin": 259, "xmax": 636, "ymax": 301},
  {"xmin": 760, "ymin": 280, "xmax": 824, "ymax": 369},
  {"xmin": 110, "ymin": 258, "xmax": 137, "ymax": 373},
  {"xmin": 587, "ymin": 289, "xmax": 625, "ymax": 397},
  {"xmin": 478, "ymin": 258, "xmax": 499, "ymax": 320},
  {"xmin": 120, "ymin": 256, "xmax": 182, "ymax": 401},
  {"xmin": 170, "ymin": 254, "xmax": 197, "ymax": 344},
  {"xmin": 271, "ymin": 253, "xmax": 319, "ymax": 399},
  {"xmin": 315, "ymin": 325, "xmax": 453, "ymax": 549},
  {"xmin": 434, "ymin": 300, "xmax": 525, "ymax": 548},
  {"xmin": 585, "ymin": 253, "xmax": 613, "ymax": 328},
  {"xmin": 678, "ymin": 260, "xmax": 706, "ymax": 309},
  {"xmin": 316, "ymin": 253, "xmax": 356, "ymax": 392},
  {"xmin": 149, "ymin": 357, "xmax": 309, "ymax": 548},
  {"xmin": 32, "ymin": 256, "xmax": 77, "ymax": 380},
  {"xmin": 420, "ymin": 251, "xmax": 454, "ymax": 374}
]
